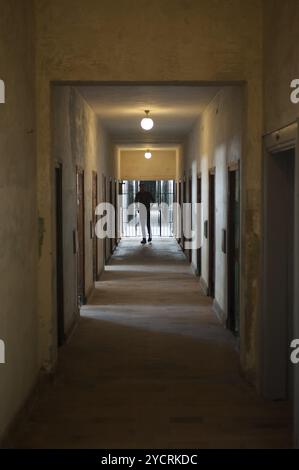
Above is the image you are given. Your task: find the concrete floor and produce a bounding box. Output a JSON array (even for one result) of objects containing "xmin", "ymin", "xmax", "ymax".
[{"xmin": 13, "ymin": 238, "xmax": 292, "ymax": 448}]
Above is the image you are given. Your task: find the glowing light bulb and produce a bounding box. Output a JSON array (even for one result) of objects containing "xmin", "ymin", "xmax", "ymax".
[
  {"xmin": 144, "ymin": 150, "xmax": 152, "ymax": 159},
  {"xmin": 141, "ymin": 110, "xmax": 154, "ymax": 130}
]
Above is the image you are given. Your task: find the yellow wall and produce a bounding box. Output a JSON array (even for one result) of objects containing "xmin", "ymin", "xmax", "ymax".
[
  {"xmin": 120, "ymin": 150, "xmax": 176, "ymax": 180},
  {"xmin": 0, "ymin": 0, "xmax": 38, "ymax": 439},
  {"xmin": 263, "ymin": 0, "xmax": 299, "ymax": 133}
]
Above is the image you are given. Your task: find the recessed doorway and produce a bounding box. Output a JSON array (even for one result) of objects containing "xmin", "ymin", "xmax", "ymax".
[{"xmin": 263, "ymin": 127, "xmax": 296, "ymax": 401}]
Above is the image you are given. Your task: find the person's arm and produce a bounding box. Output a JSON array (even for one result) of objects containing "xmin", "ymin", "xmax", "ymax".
[{"xmin": 134, "ymin": 192, "xmax": 140, "ymax": 203}]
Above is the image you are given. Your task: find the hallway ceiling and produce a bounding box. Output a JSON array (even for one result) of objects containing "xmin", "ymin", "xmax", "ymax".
[{"xmin": 77, "ymin": 85, "xmax": 220, "ymax": 143}]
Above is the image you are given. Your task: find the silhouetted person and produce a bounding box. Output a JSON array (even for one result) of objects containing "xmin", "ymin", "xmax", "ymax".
[{"xmin": 135, "ymin": 183, "xmax": 154, "ymax": 244}]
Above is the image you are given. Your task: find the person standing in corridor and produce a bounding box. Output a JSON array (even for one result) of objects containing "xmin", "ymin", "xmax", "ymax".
[{"xmin": 135, "ymin": 183, "xmax": 154, "ymax": 244}]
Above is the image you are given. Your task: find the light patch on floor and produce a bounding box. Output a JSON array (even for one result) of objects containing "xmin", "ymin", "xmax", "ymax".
[{"xmin": 12, "ymin": 238, "xmax": 292, "ymax": 448}]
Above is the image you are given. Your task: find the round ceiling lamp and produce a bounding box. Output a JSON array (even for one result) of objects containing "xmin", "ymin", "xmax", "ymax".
[
  {"xmin": 144, "ymin": 150, "xmax": 152, "ymax": 159},
  {"xmin": 141, "ymin": 110, "xmax": 154, "ymax": 131}
]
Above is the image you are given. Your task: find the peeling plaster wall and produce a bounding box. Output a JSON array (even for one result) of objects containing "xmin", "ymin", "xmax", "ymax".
[
  {"xmin": 185, "ymin": 87, "xmax": 244, "ymax": 321},
  {"xmin": 35, "ymin": 0, "xmax": 263, "ymax": 383},
  {"xmin": 0, "ymin": 1, "xmax": 38, "ymax": 439},
  {"xmin": 52, "ymin": 86, "xmax": 112, "ymax": 337}
]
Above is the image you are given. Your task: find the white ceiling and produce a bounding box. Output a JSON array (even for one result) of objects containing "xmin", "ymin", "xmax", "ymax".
[{"xmin": 77, "ymin": 85, "xmax": 220, "ymax": 143}]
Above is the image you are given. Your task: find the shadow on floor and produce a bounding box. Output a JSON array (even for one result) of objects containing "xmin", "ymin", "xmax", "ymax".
[{"xmin": 11, "ymin": 238, "xmax": 292, "ymax": 448}]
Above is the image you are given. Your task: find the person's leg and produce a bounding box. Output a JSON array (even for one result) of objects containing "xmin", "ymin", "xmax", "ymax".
[
  {"xmin": 139, "ymin": 204, "xmax": 147, "ymax": 243},
  {"xmin": 147, "ymin": 209, "xmax": 152, "ymax": 241}
]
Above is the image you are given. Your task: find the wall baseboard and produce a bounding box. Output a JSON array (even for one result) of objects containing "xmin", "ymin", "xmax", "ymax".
[
  {"xmin": 85, "ymin": 284, "xmax": 94, "ymax": 303},
  {"xmin": 199, "ymin": 276, "xmax": 209, "ymax": 295},
  {"xmin": 213, "ymin": 299, "xmax": 226, "ymax": 325},
  {"xmin": 190, "ymin": 263, "xmax": 198, "ymax": 276},
  {"xmin": 96, "ymin": 266, "xmax": 105, "ymax": 282}
]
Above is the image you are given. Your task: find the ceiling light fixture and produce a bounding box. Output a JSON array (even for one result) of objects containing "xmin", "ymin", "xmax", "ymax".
[
  {"xmin": 141, "ymin": 110, "xmax": 154, "ymax": 131},
  {"xmin": 144, "ymin": 150, "xmax": 152, "ymax": 159}
]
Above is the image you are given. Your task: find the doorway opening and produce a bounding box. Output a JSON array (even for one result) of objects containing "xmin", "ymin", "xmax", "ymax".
[
  {"xmin": 263, "ymin": 145, "xmax": 295, "ymax": 400},
  {"xmin": 227, "ymin": 164, "xmax": 240, "ymax": 335},
  {"xmin": 55, "ymin": 163, "xmax": 64, "ymax": 346},
  {"xmin": 121, "ymin": 180, "xmax": 175, "ymax": 238},
  {"xmin": 208, "ymin": 169, "xmax": 216, "ymax": 298}
]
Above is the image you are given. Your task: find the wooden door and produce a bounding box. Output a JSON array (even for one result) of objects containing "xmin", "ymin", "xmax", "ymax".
[{"xmin": 227, "ymin": 165, "xmax": 240, "ymax": 335}]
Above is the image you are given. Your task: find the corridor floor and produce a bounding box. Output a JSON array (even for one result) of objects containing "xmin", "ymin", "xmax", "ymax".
[{"xmin": 13, "ymin": 238, "xmax": 291, "ymax": 448}]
